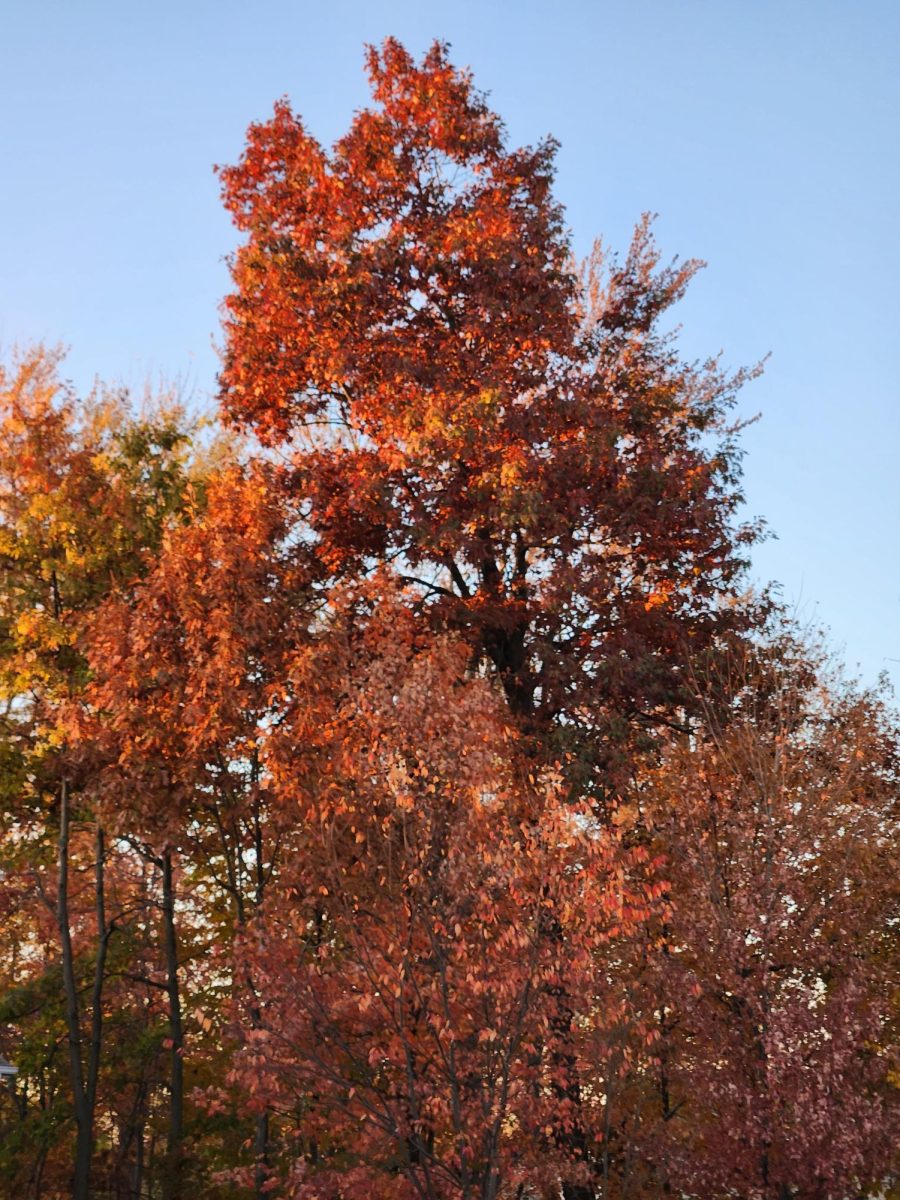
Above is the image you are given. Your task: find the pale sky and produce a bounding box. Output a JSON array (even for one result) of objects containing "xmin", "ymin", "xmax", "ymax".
[{"xmin": 2, "ymin": 0, "xmax": 898, "ymax": 687}]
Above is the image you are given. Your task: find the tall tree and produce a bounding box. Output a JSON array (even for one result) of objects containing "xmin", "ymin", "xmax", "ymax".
[
  {"xmin": 0, "ymin": 346, "xmax": 194, "ymax": 1198},
  {"xmin": 216, "ymin": 39, "xmax": 763, "ymax": 1197},
  {"xmin": 85, "ymin": 458, "xmax": 313, "ymax": 1195},
  {"xmin": 217, "ymin": 38, "xmax": 762, "ymax": 790}
]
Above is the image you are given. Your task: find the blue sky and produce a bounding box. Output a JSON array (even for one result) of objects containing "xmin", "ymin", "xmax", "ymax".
[{"xmin": 2, "ymin": 1, "xmax": 898, "ymax": 686}]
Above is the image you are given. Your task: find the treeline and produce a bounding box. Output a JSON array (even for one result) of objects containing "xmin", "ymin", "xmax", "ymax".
[{"xmin": 0, "ymin": 39, "xmax": 897, "ymax": 1200}]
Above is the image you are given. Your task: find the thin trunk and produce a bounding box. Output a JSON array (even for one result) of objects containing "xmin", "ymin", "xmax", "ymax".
[
  {"xmin": 146, "ymin": 1128, "xmax": 156, "ymax": 1200},
  {"xmin": 87, "ymin": 825, "xmax": 109, "ymax": 1115},
  {"xmin": 133, "ymin": 1123, "xmax": 144, "ymax": 1200},
  {"xmin": 210, "ymin": 802, "xmax": 267, "ymax": 1196},
  {"xmin": 162, "ymin": 848, "xmax": 184, "ymax": 1199},
  {"xmin": 658, "ymin": 926, "xmax": 674, "ymax": 1196},
  {"xmin": 251, "ymin": 779, "xmax": 270, "ymax": 1199},
  {"xmin": 57, "ymin": 780, "xmax": 92, "ymax": 1200},
  {"xmin": 253, "ymin": 1113, "xmax": 270, "ymax": 1199},
  {"xmin": 545, "ymin": 918, "xmax": 593, "ymax": 1200}
]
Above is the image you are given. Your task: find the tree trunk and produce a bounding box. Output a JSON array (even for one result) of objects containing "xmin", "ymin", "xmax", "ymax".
[
  {"xmin": 162, "ymin": 848, "xmax": 184, "ymax": 1199},
  {"xmin": 132, "ymin": 1122, "xmax": 144, "ymax": 1200},
  {"xmin": 87, "ymin": 826, "xmax": 109, "ymax": 1118},
  {"xmin": 251, "ymin": 783, "xmax": 270, "ymax": 1199},
  {"xmin": 57, "ymin": 780, "xmax": 92, "ymax": 1200},
  {"xmin": 254, "ymin": 1112, "xmax": 270, "ymax": 1200}
]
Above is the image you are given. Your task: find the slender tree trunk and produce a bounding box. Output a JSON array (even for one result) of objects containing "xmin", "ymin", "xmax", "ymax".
[
  {"xmin": 133, "ymin": 1122, "xmax": 144, "ymax": 1200},
  {"xmin": 88, "ymin": 825, "xmax": 109, "ymax": 1115},
  {"xmin": 57, "ymin": 780, "xmax": 92, "ymax": 1200},
  {"xmin": 251, "ymin": 784, "xmax": 270, "ymax": 1199},
  {"xmin": 542, "ymin": 886, "xmax": 593, "ymax": 1200},
  {"xmin": 253, "ymin": 1112, "xmax": 269, "ymax": 1199},
  {"xmin": 146, "ymin": 1128, "xmax": 156, "ymax": 1199},
  {"xmin": 162, "ymin": 848, "xmax": 184, "ymax": 1200},
  {"xmin": 210, "ymin": 780, "xmax": 271, "ymax": 1197}
]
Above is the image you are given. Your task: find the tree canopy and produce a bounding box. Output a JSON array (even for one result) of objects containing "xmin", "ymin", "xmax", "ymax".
[{"xmin": 0, "ymin": 39, "xmax": 896, "ymax": 1200}]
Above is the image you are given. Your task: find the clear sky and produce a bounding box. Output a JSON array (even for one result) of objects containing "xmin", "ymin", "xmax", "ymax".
[{"xmin": 2, "ymin": 1, "xmax": 898, "ymax": 686}]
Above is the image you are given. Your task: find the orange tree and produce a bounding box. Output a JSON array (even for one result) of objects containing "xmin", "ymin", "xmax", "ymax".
[
  {"xmin": 217, "ymin": 38, "xmax": 762, "ymax": 790},
  {"xmin": 84, "ymin": 459, "xmax": 314, "ymax": 1196},
  {"xmin": 219, "ymin": 587, "xmax": 662, "ymax": 1200},
  {"xmin": 215, "ymin": 38, "xmax": 764, "ymax": 1198}
]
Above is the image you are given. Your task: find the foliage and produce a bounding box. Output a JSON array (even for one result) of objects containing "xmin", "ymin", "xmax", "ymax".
[
  {"xmin": 0, "ymin": 40, "xmax": 896, "ymax": 1200},
  {"xmin": 217, "ymin": 38, "xmax": 764, "ymax": 793}
]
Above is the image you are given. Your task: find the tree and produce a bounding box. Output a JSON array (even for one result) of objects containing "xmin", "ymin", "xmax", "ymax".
[
  {"xmin": 224, "ymin": 589, "xmax": 661, "ymax": 1199},
  {"xmin": 215, "ymin": 39, "xmax": 763, "ymax": 1197},
  {"xmin": 5, "ymin": 37, "xmax": 894, "ymax": 1200},
  {"xmin": 631, "ymin": 641, "xmax": 900, "ymax": 1199},
  {"xmin": 84, "ymin": 458, "xmax": 314, "ymax": 1196},
  {"xmin": 0, "ymin": 346, "xmax": 195, "ymax": 1198},
  {"xmin": 217, "ymin": 38, "xmax": 762, "ymax": 792}
]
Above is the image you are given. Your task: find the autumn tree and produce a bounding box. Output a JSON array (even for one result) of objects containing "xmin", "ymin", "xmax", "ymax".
[
  {"xmin": 214, "ymin": 38, "xmax": 764, "ymax": 1197},
  {"xmin": 626, "ymin": 640, "xmax": 900, "ymax": 1199},
  {"xmin": 218, "ymin": 588, "xmax": 661, "ymax": 1199},
  {"xmin": 84, "ymin": 458, "xmax": 315, "ymax": 1196},
  {"xmin": 5, "ymin": 34, "xmax": 895, "ymax": 1200},
  {"xmin": 217, "ymin": 38, "xmax": 761, "ymax": 793},
  {"xmin": 0, "ymin": 346, "xmax": 196, "ymax": 1198}
]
